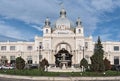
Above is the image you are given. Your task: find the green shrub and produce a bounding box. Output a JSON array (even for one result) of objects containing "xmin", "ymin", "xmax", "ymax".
[
  {"xmin": 40, "ymin": 58, "xmax": 49, "ymax": 70},
  {"xmin": 104, "ymin": 58, "xmax": 111, "ymax": 71},
  {"xmin": 80, "ymin": 58, "xmax": 88, "ymax": 70},
  {"xmin": 16, "ymin": 57, "xmax": 25, "ymax": 70}
]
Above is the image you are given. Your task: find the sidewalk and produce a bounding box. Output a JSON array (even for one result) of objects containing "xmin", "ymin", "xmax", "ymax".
[{"xmin": 0, "ymin": 74, "xmax": 120, "ymax": 81}]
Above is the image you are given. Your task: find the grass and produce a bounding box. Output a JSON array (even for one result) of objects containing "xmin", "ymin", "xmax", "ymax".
[{"xmin": 0, "ymin": 69, "xmax": 120, "ymax": 76}]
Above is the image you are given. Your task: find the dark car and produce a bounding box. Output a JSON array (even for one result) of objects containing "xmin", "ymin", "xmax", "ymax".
[
  {"xmin": 111, "ymin": 65, "xmax": 120, "ymax": 71},
  {"xmin": 30, "ymin": 64, "xmax": 38, "ymax": 69}
]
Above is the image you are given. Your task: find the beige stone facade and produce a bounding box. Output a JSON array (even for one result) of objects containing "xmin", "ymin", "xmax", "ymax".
[{"xmin": 0, "ymin": 8, "xmax": 120, "ymax": 66}]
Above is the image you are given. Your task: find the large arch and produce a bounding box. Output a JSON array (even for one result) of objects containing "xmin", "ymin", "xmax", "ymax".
[
  {"xmin": 54, "ymin": 42, "xmax": 73, "ymax": 67},
  {"xmin": 55, "ymin": 41, "xmax": 72, "ymax": 53}
]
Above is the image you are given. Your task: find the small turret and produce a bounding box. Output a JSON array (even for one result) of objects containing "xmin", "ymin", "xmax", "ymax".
[
  {"xmin": 76, "ymin": 17, "xmax": 82, "ymax": 26},
  {"xmin": 60, "ymin": 8, "xmax": 66, "ymax": 18},
  {"xmin": 43, "ymin": 17, "xmax": 51, "ymax": 35},
  {"xmin": 45, "ymin": 17, "xmax": 50, "ymax": 26},
  {"xmin": 75, "ymin": 17, "xmax": 84, "ymax": 36}
]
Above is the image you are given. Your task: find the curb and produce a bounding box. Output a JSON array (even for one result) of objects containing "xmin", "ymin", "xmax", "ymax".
[{"xmin": 0, "ymin": 74, "xmax": 120, "ymax": 81}]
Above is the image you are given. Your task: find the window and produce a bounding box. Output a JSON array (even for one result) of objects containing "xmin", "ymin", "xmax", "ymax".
[
  {"xmin": 10, "ymin": 46, "xmax": 15, "ymax": 50},
  {"xmin": 39, "ymin": 42, "xmax": 42, "ymax": 45},
  {"xmin": 46, "ymin": 29, "xmax": 48, "ymax": 33},
  {"xmin": 114, "ymin": 46, "xmax": 119, "ymax": 51},
  {"xmin": 27, "ymin": 56, "xmax": 32, "ymax": 64},
  {"xmin": 78, "ymin": 29, "xmax": 81, "ymax": 33},
  {"xmin": 27, "ymin": 46, "xmax": 33, "ymax": 50},
  {"xmin": 39, "ymin": 42, "xmax": 42, "ymax": 49},
  {"xmin": 10, "ymin": 56, "xmax": 15, "ymax": 60},
  {"xmin": 114, "ymin": 56, "xmax": 119, "ymax": 65},
  {"xmin": 1, "ymin": 56, "xmax": 6, "ymax": 59},
  {"xmin": 10, "ymin": 56, "xmax": 15, "ymax": 64},
  {"xmin": 85, "ymin": 42, "xmax": 88, "ymax": 49},
  {"xmin": 1, "ymin": 46, "xmax": 6, "ymax": 50}
]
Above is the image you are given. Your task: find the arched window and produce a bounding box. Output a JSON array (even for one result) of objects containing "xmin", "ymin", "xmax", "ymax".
[
  {"xmin": 78, "ymin": 29, "xmax": 81, "ymax": 33},
  {"xmin": 46, "ymin": 29, "xmax": 48, "ymax": 33}
]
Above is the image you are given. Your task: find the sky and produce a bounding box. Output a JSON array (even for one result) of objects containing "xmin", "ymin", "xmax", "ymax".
[{"xmin": 0, "ymin": 0, "xmax": 120, "ymax": 42}]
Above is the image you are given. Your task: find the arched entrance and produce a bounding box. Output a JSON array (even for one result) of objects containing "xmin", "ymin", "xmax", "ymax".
[
  {"xmin": 55, "ymin": 48, "xmax": 72, "ymax": 67},
  {"xmin": 55, "ymin": 42, "xmax": 72, "ymax": 53}
]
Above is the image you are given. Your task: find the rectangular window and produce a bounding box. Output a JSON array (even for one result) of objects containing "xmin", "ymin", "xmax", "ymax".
[
  {"xmin": 27, "ymin": 56, "xmax": 32, "ymax": 60},
  {"xmin": 27, "ymin": 46, "xmax": 33, "ymax": 50},
  {"xmin": 114, "ymin": 46, "xmax": 119, "ymax": 51},
  {"xmin": 1, "ymin": 56, "xmax": 6, "ymax": 59},
  {"xmin": 1, "ymin": 46, "xmax": 6, "ymax": 50},
  {"xmin": 39, "ymin": 42, "xmax": 42, "ymax": 49},
  {"xmin": 10, "ymin": 56, "xmax": 15, "ymax": 60},
  {"xmin": 114, "ymin": 56, "xmax": 119, "ymax": 65},
  {"xmin": 39, "ymin": 42, "xmax": 42, "ymax": 44},
  {"xmin": 10, "ymin": 56, "xmax": 15, "ymax": 64},
  {"xmin": 85, "ymin": 42, "xmax": 88, "ymax": 49},
  {"xmin": 27, "ymin": 56, "xmax": 32, "ymax": 64},
  {"xmin": 10, "ymin": 46, "xmax": 16, "ymax": 50}
]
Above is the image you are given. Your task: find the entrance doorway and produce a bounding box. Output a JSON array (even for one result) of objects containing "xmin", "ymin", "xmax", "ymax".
[
  {"xmin": 114, "ymin": 56, "xmax": 119, "ymax": 65},
  {"xmin": 55, "ymin": 48, "xmax": 72, "ymax": 67}
]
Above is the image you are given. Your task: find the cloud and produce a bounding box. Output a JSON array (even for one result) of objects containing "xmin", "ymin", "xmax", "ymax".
[
  {"xmin": 32, "ymin": 25, "xmax": 43, "ymax": 31},
  {"xmin": 0, "ymin": 23, "xmax": 23, "ymax": 39},
  {"xmin": 0, "ymin": 0, "xmax": 120, "ymax": 41},
  {"xmin": 91, "ymin": 0, "xmax": 114, "ymax": 11},
  {"xmin": 93, "ymin": 34, "xmax": 112, "ymax": 42},
  {"xmin": 0, "ymin": 20, "xmax": 5, "ymax": 24},
  {"xmin": 92, "ymin": 0, "xmax": 120, "ymax": 11},
  {"xmin": 0, "ymin": 22, "xmax": 36, "ymax": 41},
  {"xmin": 0, "ymin": 0, "xmax": 59, "ymax": 24}
]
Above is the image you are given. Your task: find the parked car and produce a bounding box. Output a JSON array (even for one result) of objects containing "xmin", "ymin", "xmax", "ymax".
[
  {"xmin": 24, "ymin": 64, "xmax": 38, "ymax": 69},
  {"xmin": 1, "ymin": 65, "xmax": 14, "ymax": 69},
  {"xmin": 0, "ymin": 66, "xmax": 2, "ymax": 69},
  {"xmin": 30, "ymin": 64, "xmax": 38, "ymax": 69},
  {"xmin": 111, "ymin": 65, "xmax": 120, "ymax": 71}
]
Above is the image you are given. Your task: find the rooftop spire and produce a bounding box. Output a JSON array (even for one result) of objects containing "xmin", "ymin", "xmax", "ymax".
[
  {"xmin": 45, "ymin": 17, "xmax": 50, "ymax": 26},
  {"xmin": 76, "ymin": 17, "xmax": 82, "ymax": 26},
  {"xmin": 60, "ymin": 8, "xmax": 66, "ymax": 18}
]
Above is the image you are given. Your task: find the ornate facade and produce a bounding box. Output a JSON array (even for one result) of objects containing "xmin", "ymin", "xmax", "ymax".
[{"xmin": 0, "ymin": 8, "xmax": 120, "ymax": 67}]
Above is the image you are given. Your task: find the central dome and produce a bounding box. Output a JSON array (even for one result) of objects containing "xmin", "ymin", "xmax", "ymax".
[{"xmin": 55, "ymin": 8, "xmax": 72, "ymax": 29}]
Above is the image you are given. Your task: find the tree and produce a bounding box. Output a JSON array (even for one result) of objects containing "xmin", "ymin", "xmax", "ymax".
[
  {"xmin": 40, "ymin": 58, "xmax": 49, "ymax": 71},
  {"xmin": 80, "ymin": 58, "xmax": 88, "ymax": 70},
  {"xmin": 90, "ymin": 36, "xmax": 105, "ymax": 72},
  {"xmin": 16, "ymin": 57, "xmax": 25, "ymax": 70},
  {"xmin": 104, "ymin": 57, "xmax": 111, "ymax": 71},
  {"xmin": 0, "ymin": 57, "xmax": 8, "ymax": 65}
]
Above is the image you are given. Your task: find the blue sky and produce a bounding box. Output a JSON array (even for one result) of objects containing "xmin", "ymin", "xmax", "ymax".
[{"xmin": 0, "ymin": 0, "xmax": 120, "ymax": 42}]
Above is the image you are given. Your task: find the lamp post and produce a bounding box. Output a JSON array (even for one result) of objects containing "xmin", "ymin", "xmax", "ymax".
[
  {"xmin": 80, "ymin": 46, "xmax": 85, "ymax": 72},
  {"xmin": 83, "ymin": 47, "xmax": 85, "ymax": 59},
  {"xmin": 108, "ymin": 51, "xmax": 111, "ymax": 60},
  {"xmin": 80, "ymin": 46, "xmax": 85, "ymax": 59},
  {"xmin": 37, "ymin": 44, "xmax": 42, "ymax": 69}
]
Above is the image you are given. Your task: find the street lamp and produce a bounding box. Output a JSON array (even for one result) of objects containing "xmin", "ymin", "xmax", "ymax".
[
  {"xmin": 80, "ymin": 46, "xmax": 85, "ymax": 72},
  {"xmin": 108, "ymin": 51, "xmax": 111, "ymax": 60},
  {"xmin": 37, "ymin": 43, "xmax": 42, "ymax": 69},
  {"xmin": 80, "ymin": 46, "xmax": 85, "ymax": 59}
]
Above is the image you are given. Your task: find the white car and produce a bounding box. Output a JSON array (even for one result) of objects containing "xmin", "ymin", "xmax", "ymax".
[
  {"xmin": 1, "ymin": 65, "xmax": 14, "ymax": 69},
  {"xmin": 0, "ymin": 66, "xmax": 2, "ymax": 69}
]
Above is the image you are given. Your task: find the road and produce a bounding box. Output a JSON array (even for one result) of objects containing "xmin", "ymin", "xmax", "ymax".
[{"xmin": 0, "ymin": 77, "xmax": 120, "ymax": 81}]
